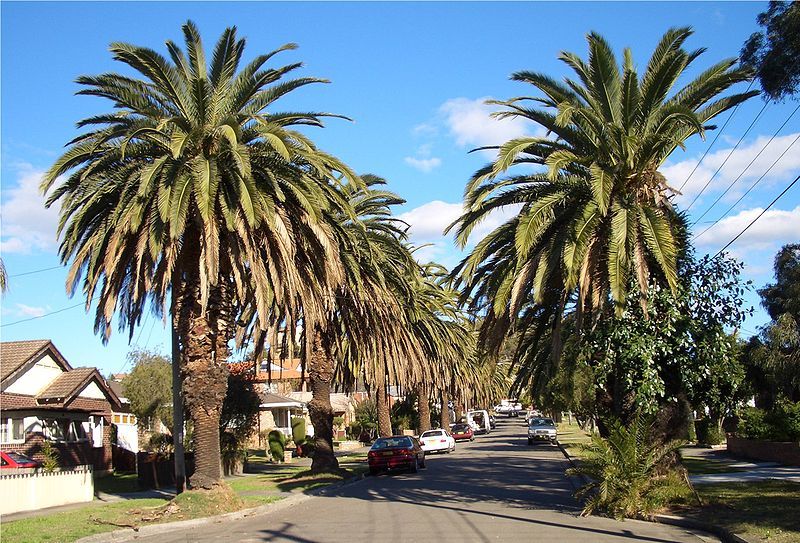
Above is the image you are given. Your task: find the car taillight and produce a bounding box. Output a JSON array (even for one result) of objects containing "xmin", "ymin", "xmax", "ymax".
[
  {"xmin": 368, "ymin": 451, "xmax": 377, "ymax": 458},
  {"xmin": 440, "ymin": 439, "xmax": 447, "ymax": 443},
  {"xmin": 395, "ymin": 449, "xmax": 411, "ymax": 455}
]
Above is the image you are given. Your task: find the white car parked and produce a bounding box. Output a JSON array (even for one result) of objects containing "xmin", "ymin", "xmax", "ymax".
[{"xmin": 419, "ymin": 429, "xmax": 456, "ymax": 454}]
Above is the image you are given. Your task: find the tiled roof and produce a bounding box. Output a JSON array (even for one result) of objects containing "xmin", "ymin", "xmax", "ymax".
[
  {"xmin": 37, "ymin": 367, "xmax": 97, "ymax": 401},
  {"xmin": 0, "ymin": 339, "xmax": 52, "ymax": 383}
]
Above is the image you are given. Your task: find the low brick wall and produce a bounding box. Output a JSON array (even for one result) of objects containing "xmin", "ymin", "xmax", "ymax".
[
  {"xmin": 727, "ymin": 436, "xmax": 800, "ymax": 466},
  {"xmin": 0, "ymin": 466, "xmax": 94, "ymax": 515}
]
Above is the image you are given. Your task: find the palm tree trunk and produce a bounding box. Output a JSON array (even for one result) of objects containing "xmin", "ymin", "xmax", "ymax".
[
  {"xmin": 417, "ymin": 383, "xmax": 431, "ymax": 433},
  {"xmin": 171, "ymin": 281, "xmax": 186, "ymax": 494},
  {"xmin": 439, "ymin": 388, "xmax": 450, "ymax": 429},
  {"xmin": 308, "ymin": 328, "xmax": 339, "ymax": 472},
  {"xmin": 374, "ymin": 364, "xmax": 392, "ymax": 437},
  {"xmin": 178, "ymin": 243, "xmax": 230, "ymax": 489}
]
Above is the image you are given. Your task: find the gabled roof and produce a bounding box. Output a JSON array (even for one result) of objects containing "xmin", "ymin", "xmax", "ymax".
[
  {"xmin": 1, "ymin": 339, "xmax": 70, "ymax": 384},
  {"xmin": 36, "ymin": 367, "xmax": 123, "ymax": 410}
]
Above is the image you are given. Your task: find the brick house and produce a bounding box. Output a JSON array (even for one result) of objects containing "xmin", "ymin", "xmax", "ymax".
[{"xmin": 0, "ymin": 340, "xmax": 122, "ymax": 473}]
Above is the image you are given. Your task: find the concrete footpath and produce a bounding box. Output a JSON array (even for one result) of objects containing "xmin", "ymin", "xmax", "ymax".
[{"xmin": 681, "ymin": 446, "xmax": 800, "ymax": 485}]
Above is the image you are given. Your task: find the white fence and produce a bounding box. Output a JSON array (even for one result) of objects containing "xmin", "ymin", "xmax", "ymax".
[{"xmin": 0, "ymin": 466, "xmax": 94, "ymax": 515}]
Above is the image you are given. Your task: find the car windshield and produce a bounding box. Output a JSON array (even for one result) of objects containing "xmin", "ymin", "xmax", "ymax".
[
  {"xmin": 529, "ymin": 418, "xmax": 555, "ymax": 427},
  {"xmin": 452, "ymin": 424, "xmax": 470, "ymax": 432},
  {"xmin": 421, "ymin": 431, "xmax": 443, "ymax": 438},
  {"xmin": 5, "ymin": 452, "xmax": 33, "ymax": 462},
  {"xmin": 372, "ymin": 437, "xmax": 412, "ymax": 450}
]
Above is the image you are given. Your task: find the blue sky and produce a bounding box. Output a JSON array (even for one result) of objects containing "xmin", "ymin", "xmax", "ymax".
[{"xmin": 2, "ymin": 2, "xmax": 798, "ymax": 375}]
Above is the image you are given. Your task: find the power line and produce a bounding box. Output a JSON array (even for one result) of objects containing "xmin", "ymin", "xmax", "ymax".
[
  {"xmin": 685, "ymin": 100, "xmax": 770, "ymax": 212},
  {"xmin": 1, "ymin": 301, "xmax": 87, "ymax": 328},
  {"xmin": 678, "ymin": 79, "xmax": 756, "ymax": 192},
  {"xmin": 8, "ymin": 265, "xmax": 63, "ymax": 278},
  {"xmin": 694, "ymin": 132, "xmax": 800, "ymax": 242},
  {"xmin": 690, "ymin": 103, "xmax": 800, "ymax": 227},
  {"xmin": 712, "ymin": 172, "xmax": 800, "ymax": 259}
]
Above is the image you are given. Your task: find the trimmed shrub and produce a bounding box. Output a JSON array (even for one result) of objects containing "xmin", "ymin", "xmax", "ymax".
[
  {"xmin": 268, "ymin": 430, "xmax": 286, "ymax": 462},
  {"xmin": 738, "ymin": 407, "xmax": 770, "ymax": 440},
  {"xmin": 291, "ymin": 417, "xmax": 306, "ymax": 446}
]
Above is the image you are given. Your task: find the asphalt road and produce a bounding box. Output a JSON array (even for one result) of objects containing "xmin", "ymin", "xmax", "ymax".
[{"xmin": 137, "ymin": 418, "xmax": 718, "ymax": 543}]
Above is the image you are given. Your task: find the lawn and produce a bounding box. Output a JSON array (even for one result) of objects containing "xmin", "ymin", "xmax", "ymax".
[
  {"xmin": 678, "ymin": 455, "xmax": 746, "ymax": 474},
  {"xmin": 6, "ymin": 454, "xmax": 366, "ymax": 543},
  {"xmin": 557, "ymin": 421, "xmax": 593, "ymax": 457},
  {"xmin": 674, "ymin": 481, "xmax": 800, "ymax": 543}
]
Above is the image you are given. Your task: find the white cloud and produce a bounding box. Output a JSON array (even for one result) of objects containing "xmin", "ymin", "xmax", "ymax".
[
  {"xmin": 412, "ymin": 123, "xmax": 438, "ymax": 137},
  {"xmin": 398, "ymin": 201, "xmax": 463, "ymax": 239},
  {"xmin": 398, "ymin": 199, "xmax": 523, "ymax": 246},
  {"xmin": 439, "ymin": 97, "xmax": 537, "ymax": 151},
  {"xmin": 15, "ymin": 304, "xmax": 47, "ymax": 317},
  {"xmin": 694, "ymin": 205, "xmax": 800, "ymax": 252},
  {"xmin": 662, "ymin": 133, "xmax": 800, "ymax": 206},
  {"xmin": 404, "ymin": 156, "xmax": 442, "ymax": 173},
  {"xmin": 1, "ymin": 163, "xmax": 60, "ymax": 254}
]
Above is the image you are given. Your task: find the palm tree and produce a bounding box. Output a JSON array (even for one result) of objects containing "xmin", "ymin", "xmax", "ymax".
[
  {"xmin": 308, "ymin": 175, "xmax": 424, "ymax": 468},
  {"xmin": 451, "ymin": 27, "xmax": 756, "ymax": 326},
  {"xmin": 0, "ymin": 259, "xmax": 8, "ymax": 294},
  {"xmin": 450, "ymin": 28, "xmax": 756, "ymax": 430},
  {"xmin": 41, "ymin": 21, "xmax": 357, "ymax": 488}
]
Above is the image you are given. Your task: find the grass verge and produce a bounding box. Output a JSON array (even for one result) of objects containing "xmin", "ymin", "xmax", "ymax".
[
  {"xmin": 557, "ymin": 422, "xmax": 592, "ymax": 458},
  {"xmin": 94, "ymin": 471, "xmax": 140, "ymax": 494},
  {"xmin": 672, "ymin": 480, "xmax": 800, "ymax": 543},
  {"xmin": 678, "ymin": 456, "xmax": 746, "ymax": 474}
]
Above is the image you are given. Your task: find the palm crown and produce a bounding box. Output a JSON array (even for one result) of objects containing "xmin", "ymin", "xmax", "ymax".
[{"xmin": 451, "ymin": 28, "xmax": 756, "ymax": 325}]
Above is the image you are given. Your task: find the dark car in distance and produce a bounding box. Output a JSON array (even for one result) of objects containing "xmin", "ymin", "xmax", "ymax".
[
  {"xmin": 368, "ymin": 436, "xmax": 425, "ymax": 475},
  {"xmin": 450, "ymin": 423, "xmax": 474, "ymax": 442},
  {"xmin": 0, "ymin": 451, "xmax": 40, "ymax": 469}
]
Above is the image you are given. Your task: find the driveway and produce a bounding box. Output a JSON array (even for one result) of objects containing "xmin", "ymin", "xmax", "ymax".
[{"xmin": 134, "ymin": 418, "xmax": 717, "ymax": 542}]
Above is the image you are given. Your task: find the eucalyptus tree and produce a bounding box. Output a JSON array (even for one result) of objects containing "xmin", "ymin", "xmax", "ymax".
[
  {"xmin": 449, "ymin": 28, "xmax": 757, "ymax": 426},
  {"xmin": 41, "ymin": 21, "xmax": 357, "ymax": 488}
]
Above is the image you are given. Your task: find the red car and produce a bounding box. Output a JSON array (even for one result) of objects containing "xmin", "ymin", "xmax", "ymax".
[
  {"xmin": 368, "ymin": 435, "xmax": 425, "ymax": 475},
  {"xmin": 0, "ymin": 451, "xmax": 40, "ymax": 469},
  {"xmin": 450, "ymin": 423, "xmax": 474, "ymax": 442}
]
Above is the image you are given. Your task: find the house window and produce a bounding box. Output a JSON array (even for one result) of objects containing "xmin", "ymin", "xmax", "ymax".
[
  {"xmin": 44, "ymin": 418, "xmax": 89, "ymax": 442},
  {"xmin": 0, "ymin": 418, "xmax": 25, "ymax": 443},
  {"xmin": 113, "ymin": 414, "xmax": 121, "ymax": 424}
]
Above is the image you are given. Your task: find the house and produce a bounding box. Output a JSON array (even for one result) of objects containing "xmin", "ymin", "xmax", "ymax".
[
  {"xmin": 106, "ymin": 378, "xmax": 139, "ymax": 452},
  {"xmin": 256, "ymin": 391, "xmax": 306, "ymax": 440},
  {"xmin": 0, "ymin": 340, "xmax": 122, "ymax": 474}
]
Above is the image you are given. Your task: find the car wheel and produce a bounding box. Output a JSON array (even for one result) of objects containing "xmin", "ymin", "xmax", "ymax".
[
  {"xmin": 528, "ymin": 438, "xmax": 533, "ymax": 445},
  {"xmin": 409, "ymin": 458, "xmax": 418, "ymax": 473},
  {"xmin": 369, "ymin": 467, "xmax": 379, "ymax": 476},
  {"xmin": 421, "ymin": 457, "xmax": 426, "ymax": 469}
]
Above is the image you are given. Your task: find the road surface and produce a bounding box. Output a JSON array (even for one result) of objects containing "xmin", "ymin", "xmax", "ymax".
[{"xmin": 137, "ymin": 418, "xmax": 716, "ymax": 542}]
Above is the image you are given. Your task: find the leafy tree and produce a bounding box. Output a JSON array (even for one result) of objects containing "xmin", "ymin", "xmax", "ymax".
[
  {"xmin": 220, "ymin": 364, "xmax": 261, "ymax": 451},
  {"xmin": 123, "ymin": 349, "xmax": 173, "ymax": 432},
  {"xmin": 759, "ymin": 244, "xmax": 800, "ymax": 323},
  {"xmin": 741, "ymin": 1, "xmax": 800, "ymax": 101},
  {"xmin": 42, "ymin": 21, "xmax": 357, "ymax": 488}
]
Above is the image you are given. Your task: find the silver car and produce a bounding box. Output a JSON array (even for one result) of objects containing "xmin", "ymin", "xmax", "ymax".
[{"xmin": 527, "ymin": 418, "xmax": 557, "ymax": 445}]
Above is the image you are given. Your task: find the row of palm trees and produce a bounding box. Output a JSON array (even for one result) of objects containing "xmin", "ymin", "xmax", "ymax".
[
  {"xmin": 43, "ymin": 21, "xmax": 497, "ymax": 486},
  {"xmin": 43, "ymin": 22, "xmax": 755, "ymax": 486}
]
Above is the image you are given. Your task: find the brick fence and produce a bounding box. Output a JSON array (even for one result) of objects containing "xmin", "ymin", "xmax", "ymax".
[{"xmin": 727, "ymin": 436, "xmax": 800, "ymax": 466}]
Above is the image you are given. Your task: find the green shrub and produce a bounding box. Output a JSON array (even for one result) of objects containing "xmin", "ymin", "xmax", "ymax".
[
  {"xmin": 687, "ymin": 418, "xmax": 697, "ymax": 443},
  {"xmin": 291, "ymin": 417, "xmax": 306, "ymax": 446},
  {"xmin": 566, "ymin": 413, "xmax": 691, "ymax": 519},
  {"xmin": 267, "ymin": 430, "xmax": 286, "ymax": 462},
  {"xmin": 738, "ymin": 407, "xmax": 770, "ymax": 439},
  {"xmin": 695, "ymin": 418, "xmax": 724, "ymax": 446},
  {"xmin": 40, "ymin": 440, "xmax": 60, "ymax": 472},
  {"xmin": 333, "ymin": 416, "xmax": 345, "ymax": 429},
  {"xmin": 765, "ymin": 401, "xmax": 800, "ymax": 441}
]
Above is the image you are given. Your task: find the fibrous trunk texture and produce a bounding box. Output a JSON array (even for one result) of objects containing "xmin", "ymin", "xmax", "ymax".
[
  {"xmin": 178, "ymin": 240, "xmax": 231, "ymax": 489},
  {"xmin": 417, "ymin": 383, "xmax": 431, "ymax": 433},
  {"xmin": 308, "ymin": 329, "xmax": 339, "ymax": 472},
  {"xmin": 375, "ymin": 364, "xmax": 392, "ymax": 437},
  {"xmin": 439, "ymin": 388, "xmax": 450, "ymax": 429}
]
